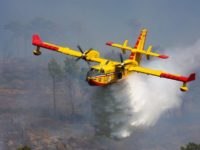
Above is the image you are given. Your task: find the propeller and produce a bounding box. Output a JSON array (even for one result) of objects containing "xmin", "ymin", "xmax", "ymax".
[
  {"xmin": 76, "ymin": 45, "xmax": 92, "ymax": 66},
  {"xmin": 115, "ymin": 53, "xmax": 126, "ymax": 72}
]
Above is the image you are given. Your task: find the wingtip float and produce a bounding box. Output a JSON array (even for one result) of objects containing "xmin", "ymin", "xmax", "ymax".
[{"xmin": 32, "ymin": 28, "xmax": 196, "ymax": 92}]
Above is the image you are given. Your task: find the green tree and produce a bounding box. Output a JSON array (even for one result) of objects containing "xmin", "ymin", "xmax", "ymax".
[
  {"xmin": 48, "ymin": 58, "xmax": 63, "ymax": 115},
  {"xmin": 181, "ymin": 142, "xmax": 200, "ymax": 150},
  {"xmin": 91, "ymin": 87, "xmax": 113, "ymax": 137},
  {"xmin": 91, "ymin": 81, "xmax": 130, "ymax": 138},
  {"xmin": 63, "ymin": 57, "xmax": 81, "ymax": 116},
  {"xmin": 3, "ymin": 21, "xmax": 24, "ymax": 59},
  {"xmin": 17, "ymin": 145, "xmax": 31, "ymax": 150}
]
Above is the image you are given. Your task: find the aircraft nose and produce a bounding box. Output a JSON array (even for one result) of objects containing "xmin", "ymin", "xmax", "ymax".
[
  {"xmin": 86, "ymin": 77, "xmax": 96, "ymax": 86},
  {"xmin": 86, "ymin": 76, "xmax": 91, "ymax": 81}
]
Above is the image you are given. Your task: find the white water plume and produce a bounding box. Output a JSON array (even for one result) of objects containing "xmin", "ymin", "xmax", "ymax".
[{"xmin": 110, "ymin": 39, "xmax": 200, "ymax": 139}]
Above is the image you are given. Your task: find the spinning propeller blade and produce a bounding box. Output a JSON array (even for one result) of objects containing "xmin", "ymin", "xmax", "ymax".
[
  {"xmin": 120, "ymin": 53, "xmax": 124, "ymax": 63},
  {"xmin": 76, "ymin": 45, "xmax": 92, "ymax": 67}
]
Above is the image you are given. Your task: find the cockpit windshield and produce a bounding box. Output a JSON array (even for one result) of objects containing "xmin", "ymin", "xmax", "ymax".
[{"xmin": 87, "ymin": 68, "xmax": 104, "ymax": 77}]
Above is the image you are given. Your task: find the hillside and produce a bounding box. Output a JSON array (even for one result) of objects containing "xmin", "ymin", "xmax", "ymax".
[{"xmin": 0, "ymin": 58, "xmax": 199, "ymax": 150}]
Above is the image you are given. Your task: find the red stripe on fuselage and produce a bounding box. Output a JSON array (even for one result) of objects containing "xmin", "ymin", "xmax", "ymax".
[
  {"xmin": 129, "ymin": 53, "xmax": 135, "ymax": 59},
  {"xmin": 88, "ymin": 79, "xmax": 108, "ymax": 86}
]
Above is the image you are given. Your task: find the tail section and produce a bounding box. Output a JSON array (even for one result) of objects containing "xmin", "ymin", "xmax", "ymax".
[
  {"xmin": 129, "ymin": 29, "xmax": 148, "ymax": 64},
  {"xmin": 106, "ymin": 29, "xmax": 169, "ymax": 62}
]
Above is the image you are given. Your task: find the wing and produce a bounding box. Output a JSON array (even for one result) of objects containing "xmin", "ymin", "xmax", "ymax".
[
  {"xmin": 32, "ymin": 34, "xmax": 111, "ymax": 64},
  {"xmin": 128, "ymin": 66, "xmax": 195, "ymax": 92}
]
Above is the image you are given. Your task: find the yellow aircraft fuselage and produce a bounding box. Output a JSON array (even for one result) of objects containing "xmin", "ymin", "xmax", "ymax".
[
  {"xmin": 86, "ymin": 60, "xmax": 137, "ymax": 86},
  {"xmin": 86, "ymin": 62, "xmax": 133, "ymax": 86}
]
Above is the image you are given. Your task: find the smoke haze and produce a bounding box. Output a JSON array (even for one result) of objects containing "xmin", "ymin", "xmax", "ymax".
[
  {"xmin": 110, "ymin": 39, "xmax": 199, "ymax": 138},
  {"xmin": 1, "ymin": 0, "xmax": 200, "ymax": 149}
]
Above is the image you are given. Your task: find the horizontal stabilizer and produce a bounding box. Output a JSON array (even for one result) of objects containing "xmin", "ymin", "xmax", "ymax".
[
  {"xmin": 106, "ymin": 41, "xmax": 169, "ymax": 59},
  {"xmin": 158, "ymin": 55, "xmax": 169, "ymax": 59}
]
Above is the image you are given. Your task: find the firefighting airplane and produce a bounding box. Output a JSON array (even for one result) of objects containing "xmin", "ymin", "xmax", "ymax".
[{"xmin": 32, "ymin": 29, "xmax": 195, "ymax": 92}]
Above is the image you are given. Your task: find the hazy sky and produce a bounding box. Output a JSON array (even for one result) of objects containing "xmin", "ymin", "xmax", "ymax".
[{"xmin": 0, "ymin": 0, "xmax": 200, "ymax": 52}]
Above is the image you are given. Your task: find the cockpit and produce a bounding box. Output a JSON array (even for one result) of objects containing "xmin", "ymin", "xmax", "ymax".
[{"xmin": 86, "ymin": 68, "xmax": 105, "ymax": 77}]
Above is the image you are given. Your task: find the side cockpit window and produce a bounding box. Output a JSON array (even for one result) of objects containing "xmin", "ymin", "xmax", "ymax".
[
  {"xmin": 100, "ymin": 69, "xmax": 104, "ymax": 74},
  {"xmin": 87, "ymin": 68, "xmax": 105, "ymax": 77}
]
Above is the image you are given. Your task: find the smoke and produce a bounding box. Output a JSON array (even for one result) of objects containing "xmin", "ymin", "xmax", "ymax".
[{"xmin": 110, "ymin": 39, "xmax": 200, "ymax": 139}]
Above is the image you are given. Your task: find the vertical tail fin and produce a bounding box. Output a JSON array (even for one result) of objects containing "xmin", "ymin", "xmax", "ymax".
[{"xmin": 129, "ymin": 29, "xmax": 148, "ymax": 64}]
